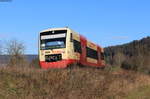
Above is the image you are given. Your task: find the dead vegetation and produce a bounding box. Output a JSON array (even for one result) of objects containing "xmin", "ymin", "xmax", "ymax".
[{"xmin": 0, "ymin": 66, "xmax": 150, "ymax": 99}]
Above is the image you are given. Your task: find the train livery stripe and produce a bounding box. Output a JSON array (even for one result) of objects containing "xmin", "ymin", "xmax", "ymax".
[
  {"xmin": 39, "ymin": 27, "xmax": 105, "ymax": 69},
  {"xmin": 40, "ymin": 59, "xmax": 77, "ymax": 69}
]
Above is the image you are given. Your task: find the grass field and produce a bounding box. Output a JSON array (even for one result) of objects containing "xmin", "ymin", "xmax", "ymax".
[{"xmin": 0, "ymin": 66, "xmax": 150, "ymax": 99}]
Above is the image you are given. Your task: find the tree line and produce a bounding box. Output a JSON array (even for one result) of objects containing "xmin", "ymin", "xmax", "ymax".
[{"xmin": 104, "ymin": 36, "xmax": 150, "ymax": 74}]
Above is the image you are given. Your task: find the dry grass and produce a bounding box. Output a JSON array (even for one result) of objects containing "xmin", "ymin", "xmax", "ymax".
[{"xmin": 0, "ymin": 66, "xmax": 150, "ymax": 99}]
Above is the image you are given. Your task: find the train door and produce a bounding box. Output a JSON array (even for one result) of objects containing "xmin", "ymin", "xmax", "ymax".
[{"xmin": 80, "ymin": 36, "xmax": 87, "ymax": 65}]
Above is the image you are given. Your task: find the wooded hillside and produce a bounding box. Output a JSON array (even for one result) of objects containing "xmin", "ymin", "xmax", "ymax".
[{"xmin": 104, "ymin": 36, "xmax": 150, "ymax": 73}]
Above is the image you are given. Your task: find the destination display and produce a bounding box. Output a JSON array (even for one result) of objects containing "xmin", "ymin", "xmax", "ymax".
[{"xmin": 41, "ymin": 33, "xmax": 66, "ymax": 40}]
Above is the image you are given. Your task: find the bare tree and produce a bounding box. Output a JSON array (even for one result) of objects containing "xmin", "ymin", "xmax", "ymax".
[
  {"xmin": 5, "ymin": 39, "xmax": 28, "ymax": 67},
  {"xmin": 113, "ymin": 52, "xmax": 126, "ymax": 67},
  {"xmin": 6, "ymin": 39, "xmax": 25, "ymax": 55}
]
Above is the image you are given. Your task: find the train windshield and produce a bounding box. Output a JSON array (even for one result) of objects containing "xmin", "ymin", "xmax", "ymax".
[
  {"xmin": 40, "ymin": 30, "xmax": 67, "ymax": 50},
  {"xmin": 41, "ymin": 38, "xmax": 66, "ymax": 50}
]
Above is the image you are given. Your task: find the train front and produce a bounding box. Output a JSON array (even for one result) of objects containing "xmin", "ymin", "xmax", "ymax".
[{"xmin": 39, "ymin": 28, "xmax": 72, "ymax": 69}]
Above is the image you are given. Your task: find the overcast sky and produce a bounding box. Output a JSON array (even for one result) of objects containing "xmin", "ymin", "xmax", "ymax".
[{"xmin": 0, "ymin": 0, "xmax": 150, "ymax": 54}]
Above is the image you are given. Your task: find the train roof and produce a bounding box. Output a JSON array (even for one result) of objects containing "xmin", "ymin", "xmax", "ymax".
[
  {"xmin": 40, "ymin": 27, "xmax": 103, "ymax": 49},
  {"xmin": 70, "ymin": 29, "xmax": 103, "ymax": 49},
  {"xmin": 40, "ymin": 27, "xmax": 69, "ymax": 33}
]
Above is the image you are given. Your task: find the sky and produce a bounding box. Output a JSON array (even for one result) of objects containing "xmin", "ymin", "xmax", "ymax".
[{"xmin": 0, "ymin": 0, "xmax": 150, "ymax": 54}]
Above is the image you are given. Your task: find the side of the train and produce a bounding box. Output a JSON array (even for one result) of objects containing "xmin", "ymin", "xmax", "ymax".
[{"xmin": 39, "ymin": 28, "xmax": 105, "ymax": 69}]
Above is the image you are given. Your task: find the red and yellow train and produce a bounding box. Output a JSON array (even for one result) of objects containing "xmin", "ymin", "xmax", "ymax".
[{"xmin": 39, "ymin": 27, "xmax": 105, "ymax": 69}]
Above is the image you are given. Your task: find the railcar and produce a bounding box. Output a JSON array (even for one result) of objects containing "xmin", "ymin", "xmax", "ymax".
[{"xmin": 39, "ymin": 27, "xmax": 105, "ymax": 69}]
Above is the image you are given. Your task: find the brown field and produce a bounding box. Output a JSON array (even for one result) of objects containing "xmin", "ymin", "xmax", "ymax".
[{"xmin": 0, "ymin": 66, "xmax": 150, "ymax": 99}]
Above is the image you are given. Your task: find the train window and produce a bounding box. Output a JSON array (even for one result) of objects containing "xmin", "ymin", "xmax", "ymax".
[
  {"xmin": 86, "ymin": 47, "xmax": 98, "ymax": 60},
  {"xmin": 73, "ymin": 40, "xmax": 82, "ymax": 53},
  {"xmin": 101, "ymin": 52, "xmax": 104, "ymax": 60}
]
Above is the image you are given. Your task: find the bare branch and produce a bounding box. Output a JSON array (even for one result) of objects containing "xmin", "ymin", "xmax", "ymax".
[{"xmin": 5, "ymin": 39, "xmax": 27, "ymax": 67}]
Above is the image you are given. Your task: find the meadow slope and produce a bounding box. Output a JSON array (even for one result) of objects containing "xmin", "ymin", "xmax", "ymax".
[{"xmin": 0, "ymin": 66, "xmax": 150, "ymax": 99}]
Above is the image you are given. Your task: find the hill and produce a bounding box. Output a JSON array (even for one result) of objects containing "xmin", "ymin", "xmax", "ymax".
[
  {"xmin": 104, "ymin": 36, "xmax": 150, "ymax": 73},
  {"xmin": 0, "ymin": 55, "xmax": 38, "ymax": 66}
]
